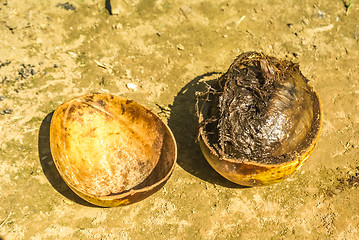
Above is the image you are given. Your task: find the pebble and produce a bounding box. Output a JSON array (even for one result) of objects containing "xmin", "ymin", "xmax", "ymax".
[
  {"xmin": 113, "ymin": 23, "xmax": 123, "ymax": 29},
  {"xmin": 126, "ymin": 83, "xmax": 138, "ymax": 91},
  {"xmin": 177, "ymin": 44, "xmax": 184, "ymax": 50},
  {"xmin": 317, "ymin": 10, "xmax": 325, "ymax": 18}
]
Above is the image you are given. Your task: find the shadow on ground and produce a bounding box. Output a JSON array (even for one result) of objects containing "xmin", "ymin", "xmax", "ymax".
[
  {"xmin": 168, "ymin": 72, "xmax": 245, "ymax": 189},
  {"xmin": 105, "ymin": 0, "xmax": 111, "ymax": 14},
  {"xmin": 38, "ymin": 112, "xmax": 98, "ymax": 207}
]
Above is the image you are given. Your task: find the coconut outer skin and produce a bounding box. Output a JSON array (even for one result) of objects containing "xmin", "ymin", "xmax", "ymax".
[
  {"xmin": 198, "ymin": 52, "xmax": 322, "ymax": 186},
  {"xmin": 50, "ymin": 93, "xmax": 166, "ymax": 198}
]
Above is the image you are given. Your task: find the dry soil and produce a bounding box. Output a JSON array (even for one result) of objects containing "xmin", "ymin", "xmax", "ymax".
[{"xmin": 0, "ymin": 0, "xmax": 358, "ymax": 239}]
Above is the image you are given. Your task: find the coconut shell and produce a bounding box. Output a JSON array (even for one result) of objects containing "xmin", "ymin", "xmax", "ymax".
[
  {"xmin": 50, "ymin": 93, "xmax": 177, "ymax": 206},
  {"xmin": 198, "ymin": 52, "xmax": 322, "ymax": 186}
]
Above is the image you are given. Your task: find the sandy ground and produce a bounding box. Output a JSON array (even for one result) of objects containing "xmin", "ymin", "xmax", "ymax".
[{"xmin": 0, "ymin": 0, "xmax": 358, "ymax": 239}]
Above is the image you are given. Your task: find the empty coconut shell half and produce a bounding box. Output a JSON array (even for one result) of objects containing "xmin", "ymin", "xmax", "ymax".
[
  {"xmin": 197, "ymin": 52, "xmax": 322, "ymax": 186},
  {"xmin": 50, "ymin": 93, "xmax": 177, "ymax": 206}
]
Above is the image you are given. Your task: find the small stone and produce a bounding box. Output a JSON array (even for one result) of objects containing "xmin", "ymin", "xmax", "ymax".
[
  {"xmin": 114, "ymin": 23, "xmax": 123, "ymax": 29},
  {"xmin": 177, "ymin": 44, "xmax": 184, "ymax": 50},
  {"xmin": 126, "ymin": 83, "xmax": 138, "ymax": 91}
]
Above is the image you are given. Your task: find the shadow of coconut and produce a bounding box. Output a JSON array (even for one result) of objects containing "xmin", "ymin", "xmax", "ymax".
[
  {"xmin": 38, "ymin": 112, "xmax": 98, "ymax": 207},
  {"xmin": 168, "ymin": 72, "xmax": 245, "ymax": 189}
]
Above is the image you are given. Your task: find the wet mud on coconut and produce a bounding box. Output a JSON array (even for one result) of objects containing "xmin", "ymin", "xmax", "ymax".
[{"xmin": 198, "ymin": 52, "xmax": 321, "ymax": 164}]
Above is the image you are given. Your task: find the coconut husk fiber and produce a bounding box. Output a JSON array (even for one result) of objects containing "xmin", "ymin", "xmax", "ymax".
[{"xmin": 198, "ymin": 52, "xmax": 318, "ymax": 164}]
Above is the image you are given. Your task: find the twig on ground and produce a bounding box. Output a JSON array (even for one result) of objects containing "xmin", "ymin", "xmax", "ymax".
[{"xmin": 0, "ymin": 211, "xmax": 12, "ymax": 229}]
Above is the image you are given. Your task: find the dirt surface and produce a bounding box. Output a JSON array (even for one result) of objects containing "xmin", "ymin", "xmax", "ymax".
[{"xmin": 0, "ymin": 0, "xmax": 358, "ymax": 239}]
